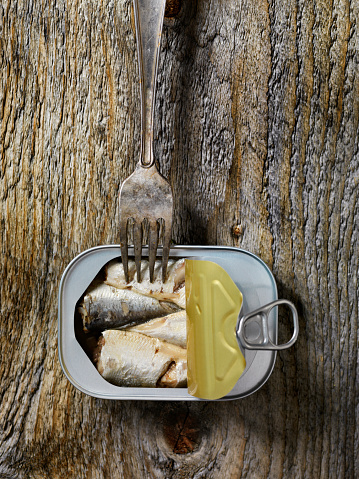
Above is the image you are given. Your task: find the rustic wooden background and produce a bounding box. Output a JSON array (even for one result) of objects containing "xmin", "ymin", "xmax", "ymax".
[{"xmin": 1, "ymin": 0, "xmax": 358, "ymax": 477}]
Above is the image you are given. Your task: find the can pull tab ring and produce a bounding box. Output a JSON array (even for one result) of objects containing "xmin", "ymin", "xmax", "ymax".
[{"xmin": 236, "ymin": 299, "xmax": 299, "ymax": 351}]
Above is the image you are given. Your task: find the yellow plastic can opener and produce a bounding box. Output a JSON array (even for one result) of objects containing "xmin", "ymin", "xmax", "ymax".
[{"xmin": 185, "ymin": 259, "xmax": 299, "ymax": 400}]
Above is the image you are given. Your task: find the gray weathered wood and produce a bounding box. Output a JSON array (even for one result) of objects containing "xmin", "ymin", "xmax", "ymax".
[{"xmin": 1, "ymin": 0, "xmax": 358, "ymax": 477}]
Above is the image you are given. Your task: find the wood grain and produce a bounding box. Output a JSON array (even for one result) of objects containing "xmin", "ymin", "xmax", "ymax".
[{"xmin": 1, "ymin": 0, "xmax": 358, "ymax": 477}]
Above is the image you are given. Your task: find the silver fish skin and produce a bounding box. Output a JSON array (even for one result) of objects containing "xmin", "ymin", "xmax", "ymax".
[
  {"xmin": 126, "ymin": 310, "xmax": 187, "ymax": 348},
  {"xmin": 105, "ymin": 258, "xmax": 185, "ymax": 309},
  {"xmin": 79, "ymin": 282, "xmax": 180, "ymax": 332},
  {"xmin": 96, "ymin": 330, "xmax": 187, "ymax": 388}
]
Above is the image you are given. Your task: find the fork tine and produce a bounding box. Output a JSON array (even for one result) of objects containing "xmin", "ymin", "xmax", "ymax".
[
  {"xmin": 161, "ymin": 219, "xmax": 172, "ymax": 283},
  {"xmin": 133, "ymin": 220, "xmax": 143, "ymax": 282},
  {"xmin": 119, "ymin": 217, "xmax": 129, "ymax": 282},
  {"xmin": 148, "ymin": 220, "xmax": 159, "ymax": 283}
]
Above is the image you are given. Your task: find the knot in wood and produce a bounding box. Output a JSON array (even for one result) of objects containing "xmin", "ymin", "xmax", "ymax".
[
  {"xmin": 162, "ymin": 408, "xmax": 200, "ymax": 454},
  {"xmin": 165, "ymin": 0, "xmax": 181, "ymax": 17},
  {"xmin": 232, "ymin": 224, "xmax": 243, "ymax": 237}
]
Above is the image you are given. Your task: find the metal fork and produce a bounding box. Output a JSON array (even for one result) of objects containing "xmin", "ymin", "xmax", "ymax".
[{"xmin": 119, "ymin": 0, "xmax": 173, "ymax": 284}]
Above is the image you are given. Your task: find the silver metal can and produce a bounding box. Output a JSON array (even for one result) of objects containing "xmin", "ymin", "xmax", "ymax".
[{"xmin": 58, "ymin": 245, "xmax": 298, "ymax": 400}]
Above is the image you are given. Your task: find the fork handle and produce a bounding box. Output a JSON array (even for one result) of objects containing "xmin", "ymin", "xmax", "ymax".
[{"xmin": 133, "ymin": 0, "xmax": 166, "ymax": 168}]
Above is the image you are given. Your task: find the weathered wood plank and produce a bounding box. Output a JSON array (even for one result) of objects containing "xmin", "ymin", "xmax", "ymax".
[{"xmin": 0, "ymin": 0, "xmax": 358, "ymax": 477}]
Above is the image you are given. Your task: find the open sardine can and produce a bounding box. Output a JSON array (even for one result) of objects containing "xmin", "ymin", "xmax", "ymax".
[{"xmin": 58, "ymin": 245, "xmax": 299, "ymax": 400}]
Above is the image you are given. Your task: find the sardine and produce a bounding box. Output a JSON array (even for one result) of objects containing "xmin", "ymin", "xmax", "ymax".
[
  {"xmin": 79, "ymin": 282, "xmax": 180, "ymax": 332},
  {"xmin": 158, "ymin": 358, "xmax": 187, "ymax": 388},
  {"xmin": 126, "ymin": 310, "xmax": 187, "ymax": 348},
  {"xmin": 95, "ymin": 330, "xmax": 187, "ymax": 388},
  {"xmin": 105, "ymin": 258, "xmax": 185, "ymax": 309}
]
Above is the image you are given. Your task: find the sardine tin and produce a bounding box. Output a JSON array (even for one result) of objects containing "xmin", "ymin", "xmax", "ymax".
[{"xmin": 58, "ymin": 245, "xmax": 279, "ymax": 401}]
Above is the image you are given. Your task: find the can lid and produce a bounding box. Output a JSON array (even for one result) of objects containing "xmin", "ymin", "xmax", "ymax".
[{"xmin": 186, "ymin": 259, "xmax": 246, "ymax": 400}]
